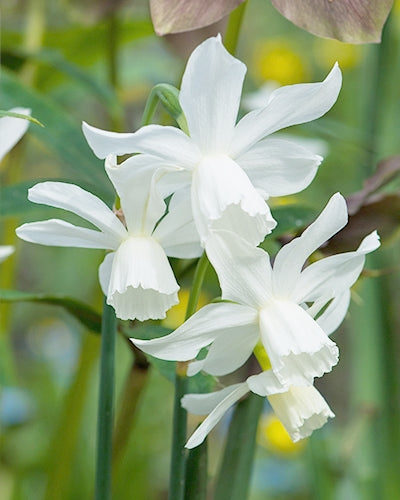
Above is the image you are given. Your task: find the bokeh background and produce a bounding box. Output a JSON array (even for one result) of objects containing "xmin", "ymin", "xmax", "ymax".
[{"xmin": 1, "ymin": 0, "xmax": 400, "ymax": 498}]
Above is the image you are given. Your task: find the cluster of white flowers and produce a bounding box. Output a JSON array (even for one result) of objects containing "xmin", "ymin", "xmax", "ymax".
[{"xmin": 16, "ymin": 36, "xmax": 379, "ymax": 447}]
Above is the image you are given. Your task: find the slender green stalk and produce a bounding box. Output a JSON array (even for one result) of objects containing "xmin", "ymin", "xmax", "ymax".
[
  {"xmin": 169, "ymin": 253, "xmax": 209, "ymax": 500},
  {"xmin": 224, "ymin": 1, "xmax": 248, "ymax": 55},
  {"xmin": 184, "ymin": 437, "xmax": 208, "ymax": 500},
  {"xmin": 215, "ymin": 393, "xmax": 264, "ymax": 500},
  {"xmin": 95, "ymin": 298, "xmax": 117, "ymax": 500}
]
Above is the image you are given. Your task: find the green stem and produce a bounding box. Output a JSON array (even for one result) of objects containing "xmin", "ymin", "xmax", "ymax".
[
  {"xmin": 95, "ymin": 298, "xmax": 117, "ymax": 500},
  {"xmin": 215, "ymin": 393, "xmax": 264, "ymax": 500},
  {"xmin": 169, "ymin": 253, "xmax": 209, "ymax": 500},
  {"xmin": 224, "ymin": 1, "xmax": 248, "ymax": 55}
]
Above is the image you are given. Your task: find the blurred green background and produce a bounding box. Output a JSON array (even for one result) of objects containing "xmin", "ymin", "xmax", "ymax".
[{"xmin": 1, "ymin": 0, "xmax": 400, "ymax": 498}]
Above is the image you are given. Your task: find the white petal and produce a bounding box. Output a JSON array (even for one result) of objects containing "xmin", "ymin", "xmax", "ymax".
[
  {"xmin": 230, "ymin": 64, "xmax": 342, "ymax": 158},
  {"xmin": 237, "ymin": 138, "xmax": 322, "ymax": 197},
  {"xmin": 105, "ymin": 155, "xmax": 167, "ymax": 235},
  {"xmin": 179, "ymin": 35, "xmax": 246, "ymax": 153},
  {"xmin": 293, "ymin": 231, "xmax": 381, "ymax": 304},
  {"xmin": 182, "ymin": 383, "xmax": 245, "ymax": 415},
  {"xmin": 267, "ymin": 385, "xmax": 334, "ymax": 442},
  {"xmin": 0, "ymin": 245, "xmax": 15, "ymax": 263},
  {"xmin": 82, "ymin": 122, "xmax": 200, "ymax": 166},
  {"xmin": 187, "ymin": 322, "xmax": 259, "ymax": 376},
  {"xmin": 0, "ymin": 107, "xmax": 31, "ymax": 162},
  {"xmin": 205, "ymin": 231, "xmax": 273, "ymax": 308},
  {"xmin": 131, "ymin": 302, "xmax": 258, "ymax": 361},
  {"xmin": 16, "ymin": 220, "xmax": 118, "ymax": 249},
  {"xmin": 192, "ymin": 154, "xmax": 275, "ymax": 245},
  {"xmin": 107, "ymin": 236, "xmax": 179, "ymax": 321},
  {"xmin": 182, "ymin": 383, "xmax": 250, "ymax": 448},
  {"xmin": 316, "ymin": 291, "xmax": 351, "ymax": 336},
  {"xmin": 259, "ymin": 300, "xmax": 339, "ymax": 386},
  {"xmin": 27, "ymin": 182, "xmax": 126, "ymax": 243},
  {"xmin": 246, "ymin": 370, "xmax": 289, "ymax": 396},
  {"xmin": 272, "ymin": 193, "xmax": 348, "ymax": 297},
  {"xmin": 98, "ymin": 252, "xmax": 115, "ymax": 295},
  {"xmin": 153, "ymin": 188, "xmax": 202, "ymax": 259}
]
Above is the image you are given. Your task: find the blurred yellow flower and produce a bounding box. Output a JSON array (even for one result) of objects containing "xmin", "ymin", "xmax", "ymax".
[
  {"xmin": 162, "ymin": 288, "xmax": 209, "ymax": 329},
  {"xmin": 258, "ymin": 414, "xmax": 306, "ymax": 455},
  {"xmin": 253, "ymin": 40, "xmax": 308, "ymax": 85},
  {"xmin": 314, "ymin": 39, "xmax": 361, "ymax": 71}
]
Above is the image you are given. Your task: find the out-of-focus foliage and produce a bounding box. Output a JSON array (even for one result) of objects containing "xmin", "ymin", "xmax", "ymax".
[{"xmin": 1, "ymin": 0, "xmax": 400, "ymax": 499}]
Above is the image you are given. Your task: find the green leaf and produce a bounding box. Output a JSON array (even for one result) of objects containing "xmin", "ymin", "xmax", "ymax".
[
  {"xmin": 184, "ymin": 438, "xmax": 208, "ymax": 500},
  {"xmin": 214, "ymin": 393, "xmax": 264, "ymax": 500},
  {"xmin": 0, "ymin": 289, "xmax": 101, "ymax": 333},
  {"xmin": 1, "ymin": 180, "xmax": 51, "ymax": 217},
  {"xmin": 0, "ymin": 69, "xmax": 113, "ymax": 203},
  {"xmin": 0, "ymin": 109, "xmax": 43, "ymax": 127},
  {"xmin": 150, "ymin": 0, "xmax": 245, "ymax": 35},
  {"xmin": 271, "ymin": 0, "xmax": 393, "ymax": 44}
]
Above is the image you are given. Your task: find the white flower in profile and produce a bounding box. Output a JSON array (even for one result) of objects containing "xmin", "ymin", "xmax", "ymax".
[
  {"xmin": 82, "ymin": 36, "xmax": 342, "ymax": 245},
  {"xmin": 0, "ymin": 108, "xmax": 31, "ymax": 162},
  {"xmin": 131, "ymin": 193, "xmax": 380, "ymax": 386},
  {"xmin": 181, "ymin": 370, "xmax": 334, "ymax": 448},
  {"xmin": 0, "ymin": 246, "xmax": 15, "ymax": 263},
  {"xmin": 16, "ymin": 155, "xmax": 201, "ymax": 320}
]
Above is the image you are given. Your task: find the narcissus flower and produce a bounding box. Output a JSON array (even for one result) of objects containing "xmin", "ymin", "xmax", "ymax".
[
  {"xmin": 0, "ymin": 108, "xmax": 31, "ymax": 162},
  {"xmin": 181, "ymin": 369, "xmax": 334, "ymax": 448},
  {"xmin": 82, "ymin": 36, "xmax": 342, "ymax": 245},
  {"xmin": 131, "ymin": 193, "xmax": 380, "ymax": 385},
  {"xmin": 16, "ymin": 155, "xmax": 201, "ymax": 320}
]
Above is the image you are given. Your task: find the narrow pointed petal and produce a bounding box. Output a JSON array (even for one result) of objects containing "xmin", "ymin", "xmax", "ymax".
[
  {"xmin": 0, "ymin": 107, "xmax": 31, "ymax": 162},
  {"xmin": 27, "ymin": 182, "xmax": 126, "ymax": 242},
  {"xmin": 131, "ymin": 302, "xmax": 258, "ymax": 361},
  {"xmin": 246, "ymin": 370, "xmax": 289, "ymax": 396},
  {"xmin": 107, "ymin": 236, "xmax": 179, "ymax": 321},
  {"xmin": 293, "ymin": 230, "xmax": 380, "ymax": 303},
  {"xmin": 98, "ymin": 252, "xmax": 115, "ymax": 296},
  {"xmin": 153, "ymin": 189, "xmax": 202, "ymax": 258},
  {"xmin": 182, "ymin": 384, "xmax": 249, "ymax": 448},
  {"xmin": 179, "ymin": 35, "xmax": 246, "ymax": 153},
  {"xmin": 105, "ymin": 155, "xmax": 167, "ymax": 235},
  {"xmin": 0, "ymin": 245, "xmax": 15, "ymax": 263},
  {"xmin": 273, "ymin": 193, "xmax": 348, "ymax": 297},
  {"xmin": 231, "ymin": 64, "xmax": 342, "ymax": 158},
  {"xmin": 205, "ymin": 231, "xmax": 273, "ymax": 308},
  {"xmin": 187, "ymin": 323, "xmax": 259, "ymax": 376},
  {"xmin": 316, "ymin": 291, "xmax": 351, "ymax": 336},
  {"xmin": 16, "ymin": 220, "xmax": 119, "ymax": 250},
  {"xmin": 267, "ymin": 385, "xmax": 334, "ymax": 442},
  {"xmin": 259, "ymin": 300, "xmax": 339, "ymax": 386},
  {"xmin": 192, "ymin": 155, "xmax": 275, "ymax": 245},
  {"xmin": 237, "ymin": 138, "xmax": 322, "ymax": 197},
  {"xmin": 82, "ymin": 121, "xmax": 200, "ymax": 166},
  {"xmin": 182, "ymin": 383, "xmax": 246, "ymax": 415}
]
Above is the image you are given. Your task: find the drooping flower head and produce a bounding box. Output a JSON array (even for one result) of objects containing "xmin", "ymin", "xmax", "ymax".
[
  {"xmin": 16, "ymin": 155, "xmax": 201, "ymax": 320},
  {"xmin": 181, "ymin": 369, "xmax": 335, "ymax": 448},
  {"xmin": 131, "ymin": 193, "xmax": 380, "ymax": 385},
  {"xmin": 82, "ymin": 36, "xmax": 342, "ymax": 246}
]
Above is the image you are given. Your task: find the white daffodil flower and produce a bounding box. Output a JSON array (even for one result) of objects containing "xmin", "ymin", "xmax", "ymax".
[
  {"xmin": 181, "ymin": 370, "xmax": 334, "ymax": 448},
  {"xmin": 82, "ymin": 36, "xmax": 342, "ymax": 246},
  {"xmin": 0, "ymin": 246, "xmax": 15, "ymax": 263},
  {"xmin": 0, "ymin": 108, "xmax": 31, "ymax": 162},
  {"xmin": 16, "ymin": 155, "xmax": 201, "ymax": 321},
  {"xmin": 131, "ymin": 193, "xmax": 380, "ymax": 385}
]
